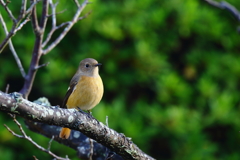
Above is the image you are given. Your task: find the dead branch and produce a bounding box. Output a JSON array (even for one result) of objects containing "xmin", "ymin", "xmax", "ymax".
[
  {"xmin": 4, "ymin": 114, "xmax": 69, "ymax": 160},
  {"xmin": 1, "ymin": 0, "xmax": 90, "ymax": 98},
  {"xmin": 41, "ymin": 0, "xmax": 91, "ymax": 55},
  {"xmin": 0, "ymin": 0, "xmax": 41, "ymax": 53},
  {"xmin": 19, "ymin": 0, "xmax": 48, "ymax": 99},
  {"xmin": 25, "ymin": 120, "xmax": 123, "ymax": 160},
  {"xmin": 0, "ymin": 14, "xmax": 26, "ymax": 78},
  {"xmin": 0, "ymin": 91, "xmax": 155, "ymax": 160},
  {"xmin": 18, "ymin": 0, "xmax": 90, "ymax": 99}
]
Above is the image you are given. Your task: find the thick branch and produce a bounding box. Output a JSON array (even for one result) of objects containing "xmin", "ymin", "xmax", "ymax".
[
  {"xmin": 25, "ymin": 120, "xmax": 123, "ymax": 160},
  {"xmin": 0, "ymin": 91, "xmax": 155, "ymax": 160}
]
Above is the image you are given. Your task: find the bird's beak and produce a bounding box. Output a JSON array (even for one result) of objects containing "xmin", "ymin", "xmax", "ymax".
[{"xmin": 95, "ymin": 63, "xmax": 102, "ymax": 67}]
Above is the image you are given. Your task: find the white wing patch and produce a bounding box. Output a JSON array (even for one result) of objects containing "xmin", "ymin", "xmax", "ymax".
[{"xmin": 72, "ymin": 85, "xmax": 77, "ymax": 92}]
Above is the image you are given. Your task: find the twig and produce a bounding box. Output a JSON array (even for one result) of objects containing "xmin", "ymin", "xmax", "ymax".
[
  {"xmin": 77, "ymin": 10, "xmax": 92, "ymax": 21},
  {"xmin": 5, "ymin": 84, "xmax": 9, "ymax": 93},
  {"xmin": 33, "ymin": 155, "xmax": 39, "ymax": 160},
  {"xmin": 47, "ymin": 136, "xmax": 54, "ymax": 151},
  {"xmin": 73, "ymin": 0, "xmax": 81, "ymax": 8},
  {"xmin": 0, "ymin": 0, "xmax": 41, "ymax": 53},
  {"xmin": 4, "ymin": 116, "xmax": 69, "ymax": 160},
  {"xmin": 14, "ymin": 17, "xmax": 31, "ymax": 33},
  {"xmin": 30, "ymin": 0, "xmax": 40, "ymax": 34},
  {"xmin": 106, "ymin": 152, "xmax": 116, "ymax": 160},
  {"xmin": 89, "ymin": 138, "xmax": 93, "ymax": 160},
  {"xmin": 42, "ymin": 0, "xmax": 58, "ymax": 48},
  {"xmin": 0, "ymin": 0, "xmax": 16, "ymax": 22},
  {"xmin": 39, "ymin": 0, "xmax": 49, "ymax": 30},
  {"xmin": 42, "ymin": 0, "xmax": 90, "ymax": 55},
  {"xmin": 205, "ymin": 0, "xmax": 240, "ymax": 21},
  {"xmin": 25, "ymin": 0, "xmax": 42, "ymax": 15},
  {"xmin": 19, "ymin": 0, "xmax": 27, "ymax": 19},
  {"xmin": 35, "ymin": 62, "xmax": 50, "ymax": 70},
  {"xmin": 0, "ymin": 14, "xmax": 26, "ymax": 77},
  {"xmin": 106, "ymin": 116, "xmax": 109, "ymax": 127}
]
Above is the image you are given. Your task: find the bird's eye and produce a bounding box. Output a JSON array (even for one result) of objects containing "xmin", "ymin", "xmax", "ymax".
[{"xmin": 85, "ymin": 64, "xmax": 90, "ymax": 68}]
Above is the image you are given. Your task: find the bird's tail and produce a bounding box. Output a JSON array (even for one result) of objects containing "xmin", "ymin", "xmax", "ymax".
[{"xmin": 59, "ymin": 127, "xmax": 71, "ymax": 139}]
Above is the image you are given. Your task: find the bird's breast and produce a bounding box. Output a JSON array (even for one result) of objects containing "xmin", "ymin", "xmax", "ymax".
[{"xmin": 66, "ymin": 75, "xmax": 103, "ymax": 110}]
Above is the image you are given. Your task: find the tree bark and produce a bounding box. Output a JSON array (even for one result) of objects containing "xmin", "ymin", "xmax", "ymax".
[{"xmin": 0, "ymin": 91, "xmax": 155, "ymax": 160}]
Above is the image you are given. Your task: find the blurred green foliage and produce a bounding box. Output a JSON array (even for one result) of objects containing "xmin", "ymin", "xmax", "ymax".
[{"xmin": 1, "ymin": 0, "xmax": 240, "ymax": 159}]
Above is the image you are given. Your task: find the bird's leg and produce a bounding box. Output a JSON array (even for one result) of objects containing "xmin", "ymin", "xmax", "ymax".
[
  {"xmin": 76, "ymin": 107, "xmax": 84, "ymax": 112},
  {"xmin": 87, "ymin": 110, "xmax": 92, "ymax": 115},
  {"xmin": 87, "ymin": 110, "xmax": 99, "ymax": 121}
]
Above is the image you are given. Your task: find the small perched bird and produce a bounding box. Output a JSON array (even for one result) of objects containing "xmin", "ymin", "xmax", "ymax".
[{"xmin": 59, "ymin": 58, "xmax": 104, "ymax": 139}]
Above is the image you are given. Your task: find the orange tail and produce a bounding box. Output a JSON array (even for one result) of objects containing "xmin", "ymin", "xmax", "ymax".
[{"xmin": 59, "ymin": 127, "xmax": 71, "ymax": 139}]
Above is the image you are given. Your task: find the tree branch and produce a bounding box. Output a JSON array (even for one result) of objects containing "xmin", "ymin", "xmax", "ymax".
[
  {"xmin": 0, "ymin": 0, "xmax": 16, "ymax": 22},
  {"xmin": 205, "ymin": 0, "xmax": 240, "ymax": 21},
  {"xmin": 19, "ymin": 0, "xmax": 27, "ymax": 19},
  {"xmin": 42, "ymin": 0, "xmax": 58, "ymax": 48},
  {"xmin": 19, "ymin": 0, "xmax": 49, "ymax": 99},
  {"xmin": 0, "ymin": 0, "xmax": 41, "ymax": 53},
  {"xmin": 42, "ymin": 0, "xmax": 90, "ymax": 55},
  {"xmin": 19, "ymin": 0, "xmax": 90, "ymax": 98},
  {"xmin": 25, "ymin": 119, "xmax": 123, "ymax": 160},
  {"xmin": 0, "ymin": 14, "xmax": 26, "ymax": 78},
  {"xmin": 0, "ymin": 91, "xmax": 155, "ymax": 160},
  {"xmin": 4, "ymin": 114, "xmax": 69, "ymax": 160}
]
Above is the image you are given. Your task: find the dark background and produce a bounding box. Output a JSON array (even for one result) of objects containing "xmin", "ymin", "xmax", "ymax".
[{"xmin": 1, "ymin": 0, "xmax": 240, "ymax": 159}]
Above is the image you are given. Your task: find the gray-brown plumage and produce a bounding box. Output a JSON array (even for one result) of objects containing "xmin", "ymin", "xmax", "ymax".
[{"xmin": 59, "ymin": 58, "xmax": 104, "ymax": 139}]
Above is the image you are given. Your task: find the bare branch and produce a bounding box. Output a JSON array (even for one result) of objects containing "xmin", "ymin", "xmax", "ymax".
[
  {"xmin": 0, "ymin": 13, "xmax": 9, "ymax": 37},
  {"xmin": 14, "ymin": 17, "xmax": 31, "ymax": 33},
  {"xmin": 0, "ymin": 91, "xmax": 155, "ymax": 160},
  {"xmin": 73, "ymin": 0, "xmax": 81, "ymax": 8},
  {"xmin": 5, "ymin": 84, "xmax": 9, "ymax": 93},
  {"xmin": 0, "ymin": 14, "xmax": 26, "ymax": 77},
  {"xmin": 77, "ymin": 10, "xmax": 92, "ymax": 21},
  {"xmin": 20, "ymin": 0, "xmax": 49, "ymax": 98},
  {"xmin": 0, "ymin": 0, "xmax": 41, "ymax": 53},
  {"xmin": 42, "ymin": 0, "xmax": 58, "ymax": 48},
  {"xmin": 9, "ymin": 40, "xmax": 26, "ymax": 77},
  {"xmin": 30, "ymin": 0, "xmax": 40, "ymax": 34},
  {"xmin": 47, "ymin": 136, "xmax": 54, "ymax": 151},
  {"xmin": 0, "ymin": 19, "xmax": 16, "ymax": 53},
  {"xmin": 20, "ymin": 0, "xmax": 90, "ymax": 98},
  {"xmin": 42, "ymin": 0, "xmax": 90, "ymax": 55},
  {"xmin": 35, "ymin": 62, "xmax": 50, "ymax": 70},
  {"xmin": 89, "ymin": 138, "xmax": 94, "ymax": 160},
  {"xmin": 205, "ymin": 0, "xmax": 240, "ymax": 21},
  {"xmin": 106, "ymin": 116, "xmax": 109, "ymax": 127},
  {"xmin": 55, "ymin": 21, "xmax": 70, "ymax": 29},
  {"xmin": 25, "ymin": 0, "xmax": 42, "ymax": 15},
  {"xmin": 0, "ymin": 0, "xmax": 16, "ymax": 22},
  {"xmin": 39, "ymin": 0, "xmax": 49, "ymax": 29},
  {"xmin": 4, "ymin": 115, "xmax": 69, "ymax": 160},
  {"xmin": 19, "ymin": 0, "xmax": 27, "ymax": 19}
]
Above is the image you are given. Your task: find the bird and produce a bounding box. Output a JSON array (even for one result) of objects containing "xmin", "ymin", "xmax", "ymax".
[{"xmin": 59, "ymin": 58, "xmax": 104, "ymax": 139}]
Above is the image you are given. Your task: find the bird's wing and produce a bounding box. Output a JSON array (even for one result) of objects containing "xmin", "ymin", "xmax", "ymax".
[{"xmin": 61, "ymin": 81, "xmax": 77, "ymax": 108}]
